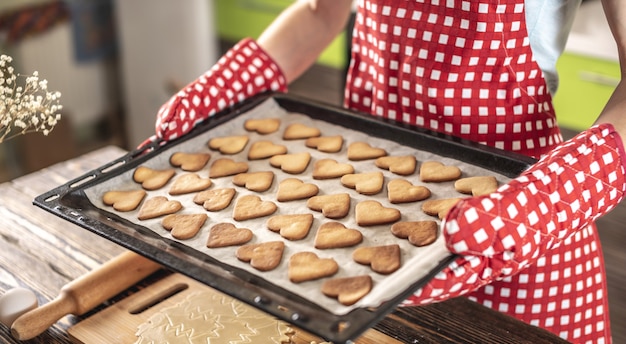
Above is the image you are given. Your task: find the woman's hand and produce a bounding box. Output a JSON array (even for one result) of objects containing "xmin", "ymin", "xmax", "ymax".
[
  {"xmin": 139, "ymin": 38, "xmax": 287, "ymax": 148},
  {"xmin": 406, "ymin": 123, "xmax": 626, "ymax": 304}
]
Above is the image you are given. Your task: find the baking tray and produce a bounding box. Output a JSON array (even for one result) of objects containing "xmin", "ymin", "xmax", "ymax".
[{"xmin": 34, "ymin": 92, "xmax": 536, "ymax": 343}]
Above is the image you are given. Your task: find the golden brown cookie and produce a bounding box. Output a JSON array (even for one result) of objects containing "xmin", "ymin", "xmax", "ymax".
[
  {"xmin": 306, "ymin": 193, "xmax": 351, "ymax": 219},
  {"xmin": 288, "ymin": 252, "xmax": 339, "ymax": 283},
  {"xmin": 352, "ymin": 244, "xmax": 401, "ymax": 275},
  {"xmin": 206, "ymin": 222, "xmax": 253, "ymax": 248},
  {"xmin": 207, "ymin": 135, "xmax": 249, "ymax": 154},
  {"xmin": 236, "ymin": 241, "xmax": 285, "ymax": 271},
  {"xmin": 267, "ymin": 214, "xmax": 314, "ymax": 240},
  {"xmin": 314, "ymin": 222, "xmax": 363, "ymax": 249},
  {"xmin": 422, "ymin": 198, "xmax": 462, "ymax": 219},
  {"xmin": 133, "ymin": 166, "xmax": 176, "ymax": 190},
  {"xmin": 321, "ymin": 275, "xmax": 373, "ymax": 306},
  {"xmin": 387, "ymin": 179, "xmax": 431, "ymax": 203},
  {"xmin": 248, "ymin": 140, "xmax": 288, "ymax": 160},
  {"xmin": 355, "ymin": 200, "xmax": 401, "ymax": 226},
  {"xmin": 390, "ymin": 221, "xmax": 439, "ymax": 247},
  {"xmin": 454, "ymin": 176, "xmax": 498, "ymax": 196},
  {"xmin": 102, "ymin": 190, "xmax": 146, "ymax": 212},
  {"xmin": 193, "ymin": 188, "xmax": 236, "ymax": 211},
  {"xmin": 312, "ymin": 159, "xmax": 355, "ymax": 180},
  {"xmin": 232, "ymin": 171, "xmax": 275, "ymax": 192},
  {"xmin": 161, "ymin": 213, "xmax": 208, "ymax": 240},
  {"xmin": 169, "ymin": 152, "xmax": 211, "ymax": 172},
  {"xmin": 244, "ymin": 118, "xmax": 281, "ymax": 134},
  {"xmin": 420, "ymin": 161, "xmax": 462, "ymax": 182},
  {"xmin": 276, "ymin": 178, "xmax": 319, "ymax": 202},
  {"xmin": 168, "ymin": 173, "xmax": 212, "ymax": 195},
  {"xmin": 305, "ymin": 135, "xmax": 343, "ymax": 153},
  {"xmin": 283, "ymin": 123, "xmax": 321, "ymax": 140},
  {"xmin": 375, "ymin": 155, "xmax": 417, "ymax": 175},
  {"xmin": 340, "ymin": 172, "xmax": 385, "ymax": 195},
  {"xmin": 269, "ymin": 152, "xmax": 311, "ymax": 174},
  {"xmin": 209, "ymin": 158, "xmax": 249, "ymax": 178},
  {"xmin": 233, "ymin": 195, "xmax": 277, "ymax": 221},
  {"xmin": 137, "ymin": 196, "xmax": 183, "ymax": 220},
  {"xmin": 347, "ymin": 142, "xmax": 387, "ymax": 161}
]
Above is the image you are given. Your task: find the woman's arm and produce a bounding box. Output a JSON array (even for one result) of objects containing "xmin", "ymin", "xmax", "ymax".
[
  {"xmin": 257, "ymin": 0, "xmax": 353, "ymax": 83},
  {"xmin": 596, "ymin": 0, "xmax": 626, "ymax": 135}
]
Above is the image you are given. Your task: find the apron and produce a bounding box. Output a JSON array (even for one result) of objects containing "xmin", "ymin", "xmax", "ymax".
[{"xmin": 345, "ymin": 0, "xmax": 611, "ymax": 342}]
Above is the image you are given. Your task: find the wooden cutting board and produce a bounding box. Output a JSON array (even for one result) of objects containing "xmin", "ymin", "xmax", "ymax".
[{"xmin": 68, "ymin": 273, "xmax": 400, "ymax": 344}]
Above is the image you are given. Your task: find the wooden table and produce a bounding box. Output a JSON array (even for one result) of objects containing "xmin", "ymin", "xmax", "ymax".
[{"xmin": 0, "ymin": 146, "xmax": 569, "ymax": 344}]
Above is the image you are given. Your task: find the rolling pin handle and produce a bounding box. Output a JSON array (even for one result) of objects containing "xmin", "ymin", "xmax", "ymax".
[{"xmin": 10, "ymin": 251, "xmax": 161, "ymax": 340}]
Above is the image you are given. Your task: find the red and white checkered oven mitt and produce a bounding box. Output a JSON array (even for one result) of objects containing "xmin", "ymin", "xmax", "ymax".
[
  {"xmin": 405, "ymin": 123, "xmax": 626, "ymax": 305},
  {"xmin": 140, "ymin": 38, "xmax": 287, "ymax": 147}
]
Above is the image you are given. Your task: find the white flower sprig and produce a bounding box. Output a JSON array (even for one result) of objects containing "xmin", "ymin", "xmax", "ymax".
[{"xmin": 0, "ymin": 54, "xmax": 62, "ymax": 143}]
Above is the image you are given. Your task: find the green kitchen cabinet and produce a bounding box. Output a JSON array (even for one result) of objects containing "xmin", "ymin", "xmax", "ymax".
[
  {"xmin": 553, "ymin": 52, "xmax": 620, "ymax": 131},
  {"xmin": 214, "ymin": 0, "xmax": 348, "ymax": 69}
]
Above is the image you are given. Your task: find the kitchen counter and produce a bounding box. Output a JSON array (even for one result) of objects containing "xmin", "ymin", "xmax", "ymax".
[{"xmin": 0, "ymin": 146, "xmax": 569, "ymax": 343}]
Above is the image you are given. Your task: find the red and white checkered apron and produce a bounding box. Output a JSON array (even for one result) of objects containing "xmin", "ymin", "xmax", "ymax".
[{"xmin": 345, "ymin": 0, "xmax": 613, "ymax": 342}]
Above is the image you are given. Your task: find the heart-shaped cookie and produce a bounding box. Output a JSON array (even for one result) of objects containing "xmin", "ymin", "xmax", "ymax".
[
  {"xmin": 352, "ymin": 244, "xmax": 401, "ymax": 275},
  {"xmin": 269, "ymin": 152, "xmax": 311, "ymax": 174},
  {"xmin": 133, "ymin": 166, "xmax": 176, "ymax": 190},
  {"xmin": 422, "ymin": 198, "xmax": 462, "ymax": 219},
  {"xmin": 137, "ymin": 196, "xmax": 182, "ymax": 220},
  {"xmin": 267, "ymin": 214, "xmax": 314, "ymax": 240},
  {"xmin": 340, "ymin": 172, "xmax": 384, "ymax": 195},
  {"xmin": 288, "ymin": 252, "xmax": 339, "ymax": 283},
  {"xmin": 233, "ymin": 195, "xmax": 277, "ymax": 221},
  {"xmin": 387, "ymin": 179, "xmax": 431, "ymax": 203},
  {"xmin": 454, "ymin": 176, "xmax": 498, "ymax": 196},
  {"xmin": 244, "ymin": 118, "xmax": 281, "ymax": 134},
  {"xmin": 375, "ymin": 155, "xmax": 417, "ymax": 175},
  {"xmin": 169, "ymin": 152, "xmax": 211, "ymax": 171},
  {"xmin": 312, "ymin": 159, "xmax": 354, "ymax": 179},
  {"xmin": 208, "ymin": 135, "xmax": 250, "ymax": 154},
  {"xmin": 206, "ymin": 222, "xmax": 253, "ymax": 248},
  {"xmin": 169, "ymin": 173, "xmax": 212, "ymax": 195},
  {"xmin": 282, "ymin": 123, "xmax": 321, "ymax": 140},
  {"xmin": 276, "ymin": 178, "xmax": 319, "ymax": 202},
  {"xmin": 102, "ymin": 190, "xmax": 146, "ymax": 212},
  {"xmin": 306, "ymin": 193, "xmax": 351, "ymax": 219},
  {"xmin": 236, "ymin": 241, "xmax": 285, "ymax": 271},
  {"xmin": 232, "ymin": 171, "xmax": 275, "ymax": 192},
  {"xmin": 305, "ymin": 135, "xmax": 343, "ymax": 153},
  {"xmin": 248, "ymin": 140, "xmax": 288, "ymax": 160},
  {"xmin": 347, "ymin": 142, "xmax": 387, "ymax": 161},
  {"xmin": 390, "ymin": 221, "xmax": 439, "ymax": 247},
  {"xmin": 209, "ymin": 158, "xmax": 249, "ymax": 178},
  {"xmin": 420, "ymin": 161, "xmax": 462, "ymax": 182},
  {"xmin": 193, "ymin": 188, "xmax": 236, "ymax": 211},
  {"xmin": 161, "ymin": 213, "xmax": 207, "ymax": 240},
  {"xmin": 321, "ymin": 275, "xmax": 373, "ymax": 306},
  {"xmin": 314, "ymin": 222, "xmax": 363, "ymax": 249},
  {"xmin": 355, "ymin": 200, "xmax": 400, "ymax": 226}
]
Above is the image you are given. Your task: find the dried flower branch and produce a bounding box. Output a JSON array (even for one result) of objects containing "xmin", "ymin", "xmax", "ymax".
[{"xmin": 0, "ymin": 54, "xmax": 62, "ymax": 143}]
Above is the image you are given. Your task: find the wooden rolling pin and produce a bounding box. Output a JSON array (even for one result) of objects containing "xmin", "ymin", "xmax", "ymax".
[{"xmin": 10, "ymin": 251, "xmax": 161, "ymax": 341}]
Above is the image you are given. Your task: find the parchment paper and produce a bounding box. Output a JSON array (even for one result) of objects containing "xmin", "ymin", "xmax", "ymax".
[{"xmin": 85, "ymin": 98, "xmax": 511, "ymax": 315}]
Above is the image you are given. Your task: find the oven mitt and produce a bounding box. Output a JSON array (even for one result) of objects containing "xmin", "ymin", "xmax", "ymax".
[
  {"xmin": 405, "ymin": 123, "xmax": 626, "ymax": 305},
  {"xmin": 140, "ymin": 38, "xmax": 287, "ymax": 147}
]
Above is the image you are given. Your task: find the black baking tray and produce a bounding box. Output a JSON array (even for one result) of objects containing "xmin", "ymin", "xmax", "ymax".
[{"xmin": 34, "ymin": 92, "xmax": 536, "ymax": 343}]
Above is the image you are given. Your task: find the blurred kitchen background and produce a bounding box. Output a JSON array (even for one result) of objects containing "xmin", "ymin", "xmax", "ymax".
[
  {"xmin": 0, "ymin": 0, "xmax": 350, "ymax": 181},
  {"xmin": 0, "ymin": 0, "xmax": 623, "ymax": 341}
]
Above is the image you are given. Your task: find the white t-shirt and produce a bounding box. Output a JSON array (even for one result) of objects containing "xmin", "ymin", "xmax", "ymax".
[{"xmin": 525, "ymin": 0, "xmax": 583, "ymax": 95}]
